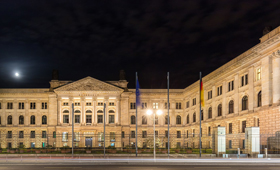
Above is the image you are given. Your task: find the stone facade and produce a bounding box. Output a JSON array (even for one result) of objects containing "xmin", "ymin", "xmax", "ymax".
[{"xmin": 1, "ymin": 26, "xmax": 280, "ymax": 149}]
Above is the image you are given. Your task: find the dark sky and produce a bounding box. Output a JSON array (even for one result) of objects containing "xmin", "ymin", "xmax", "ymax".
[{"xmin": 1, "ymin": 0, "xmax": 280, "ymax": 89}]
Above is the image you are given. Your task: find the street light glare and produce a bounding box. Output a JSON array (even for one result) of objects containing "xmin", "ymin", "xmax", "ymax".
[
  {"xmin": 156, "ymin": 110, "xmax": 163, "ymax": 115},
  {"xmin": 15, "ymin": 72, "xmax": 19, "ymax": 77},
  {"xmin": 147, "ymin": 110, "xmax": 153, "ymax": 115}
]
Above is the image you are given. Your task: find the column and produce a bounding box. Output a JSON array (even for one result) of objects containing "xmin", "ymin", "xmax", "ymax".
[
  {"xmin": 81, "ymin": 97, "xmax": 85, "ymax": 125},
  {"xmin": 222, "ymin": 81, "xmax": 226, "ymax": 117},
  {"xmin": 58, "ymin": 98, "xmax": 62, "ymax": 125},
  {"xmin": 248, "ymin": 67, "xmax": 254, "ymax": 111},
  {"xmin": 273, "ymin": 51, "xmax": 280, "ymax": 104},
  {"xmin": 69, "ymin": 97, "xmax": 73, "ymax": 125},
  {"xmin": 261, "ymin": 55, "xmax": 272, "ymax": 106},
  {"xmin": 116, "ymin": 99, "xmax": 119, "ymax": 124},
  {"xmin": 25, "ymin": 99, "xmax": 29, "ymax": 126},
  {"xmin": 93, "ymin": 97, "xmax": 97, "ymax": 125},
  {"xmin": 234, "ymin": 74, "xmax": 239, "ymax": 114},
  {"xmin": 105, "ymin": 97, "xmax": 109, "ymax": 124},
  {"xmin": 212, "ymin": 86, "xmax": 216, "ymax": 119}
]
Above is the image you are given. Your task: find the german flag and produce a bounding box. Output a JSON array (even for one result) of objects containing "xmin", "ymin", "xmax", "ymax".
[{"xmin": 200, "ymin": 80, "xmax": 204, "ymax": 107}]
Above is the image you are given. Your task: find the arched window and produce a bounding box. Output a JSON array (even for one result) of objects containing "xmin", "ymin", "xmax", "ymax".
[
  {"xmin": 229, "ymin": 100, "xmax": 234, "ymax": 114},
  {"xmin": 217, "ymin": 104, "xmax": 222, "ymax": 116},
  {"xmin": 30, "ymin": 115, "xmax": 35, "ymax": 124},
  {"xmin": 42, "ymin": 115, "xmax": 47, "ymax": 124},
  {"xmin": 258, "ymin": 91, "xmax": 262, "ymax": 107},
  {"xmin": 187, "ymin": 115, "xmax": 189, "ymax": 124},
  {"xmin": 193, "ymin": 112, "xmax": 196, "ymax": 122},
  {"xmin": 142, "ymin": 115, "xmax": 147, "ymax": 125},
  {"xmin": 63, "ymin": 110, "xmax": 69, "ymax": 113},
  {"xmin": 19, "ymin": 115, "xmax": 24, "ymax": 125},
  {"xmin": 86, "ymin": 110, "xmax": 92, "ymax": 113},
  {"xmin": 7, "ymin": 115, "xmax": 12, "ymax": 125},
  {"xmin": 242, "ymin": 96, "xmax": 248, "ymax": 110},
  {"xmin": 97, "ymin": 110, "xmax": 103, "ymax": 113},
  {"xmin": 131, "ymin": 115, "xmax": 136, "ymax": 124},
  {"xmin": 74, "ymin": 110, "xmax": 81, "ymax": 113},
  {"xmin": 165, "ymin": 115, "xmax": 170, "ymax": 124},
  {"xmin": 208, "ymin": 107, "xmax": 212, "ymax": 119},
  {"xmin": 176, "ymin": 115, "xmax": 181, "ymax": 124},
  {"xmin": 109, "ymin": 110, "xmax": 115, "ymax": 113}
]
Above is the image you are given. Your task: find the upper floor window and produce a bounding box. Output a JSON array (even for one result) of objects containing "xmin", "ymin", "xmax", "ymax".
[
  {"xmin": 86, "ymin": 102, "xmax": 92, "ymax": 106},
  {"xmin": 217, "ymin": 86, "xmax": 222, "ymax": 96},
  {"xmin": 86, "ymin": 110, "xmax": 92, "ymax": 113},
  {"xmin": 242, "ymin": 120, "xmax": 246, "ymax": 133},
  {"xmin": 229, "ymin": 100, "xmax": 234, "ymax": 114},
  {"xmin": 86, "ymin": 115, "xmax": 92, "ymax": 123},
  {"xmin": 63, "ymin": 102, "xmax": 68, "ymax": 106},
  {"xmin": 97, "ymin": 110, "xmax": 103, "ymax": 113},
  {"xmin": 242, "ymin": 96, "xmax": 248, "ymax": 111},
  {"xmin": 30, "ymin": 131, "xmax": 35, "ymax": 138},
  {"xmin": 208, "ymin": 107, "xmax": 212, "ymax": 119},
  {"xmin": 19, "ymin": 115, "xmax": 24, "ymax": 125},
  {"xmin": 256, "ymin": 68, "xmax": 261, "ymax": 81},
  {"xmin": 74, "ymin": 110, "xmax": 81, "ymax": 113},
  {"xmin": 109, "ymin": 102, "xmax": 114, "ymax": 106},
  {"xmin": 98, "ymin": 102, "xmax": 103, "ymax": 106},
  {"xmin": 176, "ymin": 102, "xmax": 181, "ymax": 109},
  {"xmin": 228, "ymin": 80, "xmax": 234, "ymax": 92},
  {"xmin": 153, "ymin": 103, "xmax": 158, "ymax": 109},
  {"xmin": 130, "ymin": 103, "xmax": 136, "ymax": 109},
  {"xmin": 258, "ymin": 91, "xmax": 262, "ymax": 107},
  {"xmin": 186, "ymin": 101, "xmax": 189, "ymax": 108},
  {"xmin": 42, "ymin": 115, "xmax": 47, "ymax": 124},
  {"xmin": 98, "ymin": 115, "xmax": 103, "ymax": 123},
  {"xmin": 18, "ymin": 102, "xmax": 24, "ymax": 109},
  {"xmin": 176, "ymin": 115, "xmax": 181, "ymax": 124},
  {"xmin": 42, "ymin": 102, "xmax": 47, "ymax": 109},
  {"xmin": 74, "ymin": 102, "xmax": 80, "ymax": 106},
  {"xmin": 109, "ymin": 110, "xmax": 115, "ymax": 113},
  {"xmin": 63, "ymin": 110, "xmax": 69, "ymax": 113},
  {"xmin": 7, "ymin": 115, "xmax": 12, "ymax": 125},
  {"xmin": 217, "ymin": 104, "xmax": 222, "ymax": 116},
  {"xmin": 192, "ymin": 98, "xmax": 196, "ymax": 106},
  {"xmin": 193, "ymin": 112, "xmax": 196, "ymax": 122},
  {"xmin": 142, "ymin": 103, "xmax": 147, "ymax": 109},
  {"xmin": 63, "ymin": 115, "xmax": 69, "ymax": 123},
  {"xmin": 241, "ymin": 74, "xmax": 248, "ymax": 86},
  {"xmin": 30, "ymin": 115, "xmax": 35, "ymax": 124},
  {"xmin": 201, "ymin": 110, "xmax": 204, "ymax": 121},
  {"xmin": 131, "ymin": 115, "xmax": 136, "ymax": 124},
  {"xmin": 229, "ymin": 123, "xmax": 233, "ymax": 134},
  {"xmin": 30, "ymin": 102, "xmax": 36, "ymax": 109},
  {"xmin": 142, "ymin": 115, "xmax": 147, "ymax": 124},
  {"xmin": 75, "ymin": 115, "xmax": 80, "ymax": 123},
  {"xmin": 165, "ymin": 102, "xmax": 170, "ymax": 109},
  {"xmin": 109, "ymin": 115, "xmax": 115, "ymax": 123},
  {"xmin": 0, "ymin": 102, "xmax": 1, "ymax": 109},
  {"xmin": 165, "ymin": 115, "xmax": 170, "ymax": 124},
  {"xmin": 7, "ymin": 102, "xmax": 13, "ymax": 109},
  {"xmin": 208, "ymin": 91, "xmax": 212, "ymax": 100},
  {"xmin": 187, "ymin": 115, "xmax": 189, "ymax": 124}
]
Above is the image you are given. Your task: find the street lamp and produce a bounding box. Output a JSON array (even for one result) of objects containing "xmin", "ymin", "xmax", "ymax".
[{"xmin": 146, "ymin": 109, "xmax": 162, "ymax": 159}]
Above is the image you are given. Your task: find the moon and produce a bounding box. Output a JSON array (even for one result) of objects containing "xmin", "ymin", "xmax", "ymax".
[{"xmin": 15, "ymin": 72, "xmax": 19, "ymax": 77}]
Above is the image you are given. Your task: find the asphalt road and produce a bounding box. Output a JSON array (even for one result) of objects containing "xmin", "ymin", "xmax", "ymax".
[{"xmin": 0, "ymin": 165, "xmax": 279, "ymax": 170}]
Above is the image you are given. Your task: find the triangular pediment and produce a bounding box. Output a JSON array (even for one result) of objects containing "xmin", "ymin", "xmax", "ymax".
[{"xmin": 54, "ymin": 76, "xmax": 124, "ymax": 92}]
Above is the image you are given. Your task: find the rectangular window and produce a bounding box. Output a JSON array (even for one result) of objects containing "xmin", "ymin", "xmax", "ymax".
[
  {"xmin": 165, "ymin": 102, "xmax": 170, "ymax": 109},
  {"xmin": 53, "ymin": 131, "xmax": 56, "ymax": 138},
  {"xmin": 208, "ymin": 91, "xmax": 212, "ymax": 99},
  {"xmin": 257, "ymin": 68, "xmax": 261, "ymax": 81},
  {"xmin": 75, "ymin": 115, "xmax": 80, "ymax": 123},
  {"xmin": 155, "ymin": 131, "xmax": 158, "ymax": 137},
  {"xmin": 130, "ymin": 103, "xmax": 136, "ymax": 109},
  {"xmin": 165, "ymin": 130, "xmax": 168, "ymax": 138},
  {"xmin": 121, "ymin": 131, "xmax": 125, "ymax": 138},
  {"xmin": 217, "ymin": 86, "xmax": 222, "ymax": 96},
  {"xmin": 86, "ymin": 115, "xmax": 92, "ymax": 123},
  {"xmin": 30, "ymin": 102, "xmax": 36, "ymax": 109},
  {"xmin": 229, "ymin": 123, "xmax": 232, "ymax": 134},
  {"xmin": 63, "ymin": 115, "xmax": 69, "ymax": 123},
  {"xmin": 19, "ymin": 131, "xmax": 24, "ymax": 138},
  {"xmin": 245, "ymin": 74, "xmax": 248, "ymax": 85},
  {"xmin": 131, "ymin": 131, "xmax": 135, "ymax": 138},
  {"xmin": 98, "ymin": 132, "xmax": 104, "ymax": 142},
  {"xmin": 208, "ymin": 127, "xmax": 211, "ymax": 136},
  {"xmin": 229, "ymin": 140, "xmax": 232, "ymax": 149},
  {"xmin": 193, "ymin": 98, "xmax": 196, "ymax": 106},
  {"xmin": 242, "ymin": 121, "xmax": 246, "ymax": 133},
  {"xmin": 30, "ymin": 131, "xmax": 35, "ymax": 138},
  {"xmin": 142, "ymin": 103, "xmax": 147, "ymax": 109},
  {"xmin": 19, "ymin": 102, "xmax": 24, "ymax": 109},
  {"xmin": 142, "ymin": 131, "xmax": 147, "ymax": 138},
  {"xmin": 98, "ymin": 115, "xmax": 103, "ymax": 123},
  {"xmin": 74, "ymin": 102, "xmax": 80, "ymax": 106},
  {"xmin": 0, "ymin": 103, "xmax": 1, "ymax": 109},
  {"xmin": 98, "ymin": 102, "xmax": 103, "ymax": 106},
  {"xmin": 42, "ymin": 131, "xmax": 47, "ymax": 138},
  {"xmin": 62, "ymin": 132, "xmax": 68, "ymax": 142},
  {"xmin": 7, "ymin": 102, "xmax": 13, "ymax": 109},
  {"xmin": 243, "ymin": 139, "xmax": 245, "ymax": 149},
  {"xmin": 109, "ymin": 115, "xmax": 115, "ymax": 123},
  {"xmin": 42, "ymin": 102, "xmax": 47, "ymax": 109},
  {"xmin": 241, "ymin": 74, "xmax": 248, "ymax": 86},
  {"xmin": 228, "ymin": 81, "xmax": 234, "ymax": 92},
  {"xmin": 7, "ymin": 131, "xmax": 12, "ymax": 138},
  {"xmin": 193, "ymin": 129, "xmax": 195, "ymax": 137},
  {"xmin": 153, "ymin": 103, "xmax": 158, "ymax": 109},
  {"xmin": 177, "ymin": 131, "xmax": 181, "ymax": 138},
  {"xmin": 63, "ymin": 102, "xmax": 68, "ymax": 106},
  {"xmin": 186, "ymin": 101, "xmax": 189, "ymax": 108},
  {"xmin": 176, "ymin": 102, "xmax": 181, "ymax": 109},
  {"xmin": 110, "ymin": 132, "xmax": 115, "ymax": 142}
]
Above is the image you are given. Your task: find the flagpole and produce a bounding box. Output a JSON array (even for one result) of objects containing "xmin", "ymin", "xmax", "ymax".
[
  {"xmin": 167, "ymin": 72, "xmax": 170, "ymax": 158},
  {"xmin": 199, "ymin": 72, "xmax": 202, "ymax": 158},
  {"xmin": 136, "ymin": 72, "xmax": 138, "ymax": 157}
]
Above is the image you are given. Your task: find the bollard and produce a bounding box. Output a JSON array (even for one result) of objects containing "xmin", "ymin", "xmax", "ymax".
[
  {"xmin": 265, "ymin": 148, "xmax": 268, "ymax": 158},
  {"xmin": 237, "ymin": 148, "xmax": 240, "ymax": 158}
]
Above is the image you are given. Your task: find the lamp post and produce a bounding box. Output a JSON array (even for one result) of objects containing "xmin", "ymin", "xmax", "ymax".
[{"xmin": 146, "ymin": 109, "xmax": 163, "ymax": 159}]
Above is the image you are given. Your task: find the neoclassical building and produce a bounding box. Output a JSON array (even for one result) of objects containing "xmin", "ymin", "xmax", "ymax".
[{"xmin": 1, "ymin": 26, "xmax": 280, "ymax": 150}]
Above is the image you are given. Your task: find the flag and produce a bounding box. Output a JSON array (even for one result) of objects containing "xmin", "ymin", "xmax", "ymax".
[
  {"xmin": 136, "ymin": 78, "xmax": 141, "ymax": 107},
  {"xmin": 200, "ymin": 80, "xmax": 204, "ymax": 107}
]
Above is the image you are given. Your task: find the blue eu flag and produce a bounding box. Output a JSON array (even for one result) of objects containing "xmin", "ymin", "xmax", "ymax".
[{"xmin": 136, "ymin": 79, "xmax": 141, "ymax": 107}]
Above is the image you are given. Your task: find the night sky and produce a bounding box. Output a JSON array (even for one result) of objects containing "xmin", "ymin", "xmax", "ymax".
[{"xmin": 1, "ymin": 0, "xmax": 280, "ymax": 89}]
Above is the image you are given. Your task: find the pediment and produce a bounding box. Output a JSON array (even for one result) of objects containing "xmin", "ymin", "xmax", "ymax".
[{"xmin": 54, "ymin": 76, "xmax": 123, "ymax": 92}]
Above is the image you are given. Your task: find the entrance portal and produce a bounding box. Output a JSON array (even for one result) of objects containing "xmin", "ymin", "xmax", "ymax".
[{"xmin": 85, "ymin": 137, "xmax": 92, "ymax": 147}]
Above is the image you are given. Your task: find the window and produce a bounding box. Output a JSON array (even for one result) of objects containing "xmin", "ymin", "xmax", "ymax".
[
  {"xmin": 201, "ymin": 110, "xmax": 204, "ymax": 121},
  {"xmin": 229, "ymin": 140, "xmax": 232, "ymax": 149},
  {"xmin": 86, "ymin": 110, "xmax": 92, "ymax": 113},
  {"xmin": 86, "ymin": 115, "xmax": 92, "ymax": 123},
  {"xmin": 131, "ymin": 115, "xmax": 136, "ymax": 124},
  {"xmin": 7, "ymin": 102, "xmax": 13, "ymax": 109},
  {"xmin": 109, "ymin": 115, "xmax": 115, "ymax": 123},
  {"xmin": 62, "ymin": 132, "xmax": 68, "ymax": 142},
  {"xmin": 30, "ymin": 131, "xmax": 35, "ymax": 138},
  {"xmin": 42, "ymin": 115, "xmax": 47, "ymax": 124},
  {"xmin": 142, "ymin": 131, "xmax": 147, "ymax": 138},
  {"xmin": 193, "ymin": 129, "xmax": 195, "ymax": 137},
  {"xmin": 74, "ymin": 102, "xmax": 80, "ymax": 106},
  {"xmin": 86, "ymin": 102, "xmax": 92, "ymax": 106},
  {"xmin": 228, "ymin": 80, "xmax": 234, "ymax": 92},
  {"xmin": 176, "ymin": 103, "xmax": 181, "ymax": 109},
  {"xmin": 142, "ymin": 103, "xmax": 147, "ymax": 109},
  {"xmin": 98, "ymin": 115, "xmax": 103, "ymax": 123},
  {"xmin": 19, "ymin": 102, "xmax": 24, "ymax": 109},
  {"xmin": 242, "ymin": 120, "xmax": 246, "ymax": 133},
  {"xmin": 110, "ymin": 132, "xmax": 115, "ymax": 142},
  {"xmin": 63, "ymin": 115, "xmax": 69, "ymax": 123},
  {"xmin": 97, "ymin": 110, "xmax": 103, "ymax": 113},
  {"xmin": 63, "ymin": 102, "xmax": 68, "ymax": 106},
  {"xmin": 75, "ymin": 115, "xmax": 80, "ymax": 123},
  {"xmin": 63, "ymin": 110, "xmax": 69, "ymax": 113},
  {"xmin": 155, "ymin": 115, "xmax": 158, "ymax": 125},
  {"xmin": 109, "ymin": 110, "xmax": 115, "ymax": 113},
  {"xmin": 109, "ymin": 102, "xmax": 114, "ymax": 106},
  {"xmin": 186, "ymin": 101, "xmax": 189, "ymax": 108},
  {"xmin": 42, "ymin": 131, "xmax": 47, "ymax": 138},
  {"xmin": 7, "ymin": 131, "xmax": 12, "ymax": 138},
  {"xmin": 30, "ymin": 102, "xmax": 36, "ymax": 109},
  {"xmin": 241, "ymin": 74, "xmax": 248, "ymax": 86},
  {"xmin": 258, "ymin": 91, "xmax": 262, "ymax": 107},
  {"xmin": 131, "ymin": 131, "xmax": 135, "ymax": 138},
  {"xmin": 19, "ymin": 131, "xmax": 24, "ymax": 138},
  {"xmin": 208, "ymin": 91, "xmax": 212, "ymax": 99},
  {"xmin": 142, "ymin": 116, "xmax": 147, "ymax": 125},
  {"xmin": 42, "ymin": 102, "xmax": 47, "ymax": 109},
  {"xmin": 0, "ymin": 102, "xmax": 1, "ymax": 109},
  {"xmin": 217, "ymin": 104, "xmax": 222, "ymax": 116},
  {"xmin": 53, "ymin": 131, "xmax": 56, "ymax": 138},
  {"xmin": 208, "ymin": 127, "xmax": 211, "ymax": 136},
  {"xmin": 229, "ymin": 100, "xmax": 234, "ymax": 114},
  {"xmin": 193, "ymin": 112, "xmax": 196, "ymax": 122},
  {"xmin": 0, "ymin": 116, "xmax": 1, "ymax": 125},
  {"xmin": 208, "ymin": 107, "xmax": 212, "ymax": 119},
  {"xmin": 187, "ymin": 115, "xmax": 189, "ymax": 124},
  {"xmin": 256, "ymin": 68, "xmax": 261, "ymax": 81},
  {"xmin": 30, "ymin": 115, "xmax": 35, "ymax": 124},
  {"xmin": 153, "ymin": 103, "xmax": 158, "ymax": 109},
  {"xmin": 7, "ymin": 115, "xmax": 12, "ymax": 125},
  {"xmin": 130, "ymin": 103, "xmax": 136, "ymax": 109},
  {"xmin": 242, "ymin": 96, "xmax": 248, "ymax": 111},
  {"xmin": 187, "ymin": 130, "xmax": 189, "ymax": 138},
  {"xmin": 97, "ymin": 132, "xmax": 104, "ymax": 142},
  {"xmin": 193, "ymin": 98, "xmax": 196, "ymax": 106},
  {"xmin": 217, "ymin": 86, "xmax": 222, "ymax": 96},
  {"xmin": 74, "ymin": 110, "xmax": 81, "ymax": 113},
  {"xmin": 122, "ymin": 131, "xmax": 125, "ymax": 138},
  {"xmin": 165, "ymin": 131, "xmax": 168, "ymax": 138},
  {"xmin": 256, "ymin": 118, "xmax": 260, "ymax": 127},
  {"xmin": 229, "ymin": 123, "xmax": 232, "ymax": 134},
  {"xmin": 176, "ymin": 115, "xmax": 181, "ymax": 124},
  {"xmin": 19, "ymin": 115, "xmax": 24, "ymax": 125},
  {"xmin": 177, "ymin": 131, "xmax": 181, "ymax": 138},
  {"xmin": 155, "ymin": 130, "xmax": 158, "ymax": 137},
  {"xmin": 165, "ymin": 102, "xmax": 170, "ymax": 109},
  {"xmin": 165, "ymin": 115, "xmax": 170, "ymax": 124},
  {"xmin": 98, "ymin": 102, "xmax": 103, "ymax": 106}
]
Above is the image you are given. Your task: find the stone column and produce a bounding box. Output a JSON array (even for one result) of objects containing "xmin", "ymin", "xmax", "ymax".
[
  {"xmin": 261, "ymin": 55, "xmax": 273, "ymax": 106},
  {"xmin": 222, "ymin": 81, "xmax": 226, "ymax": 117},
  {"xmin": 105, "ymin": 97, "xmax": 109, "ymax": 124},
  {"xmin": 25, "ymin": 99, "xmax": 29, "ymax": 126},
  {"xmin": 93, "ymin": 97, "xmax": 97, "ymax": 125},
  {"xmin": 212, "ymin": 86, "xmax": 216, "ymax": 119},
  {"xmin": 234, "ymin": 74, "xmax": 239, "ymax": 114},
  {"xmin": 14, "ymin": 99, "xmax": 18, "ymax": 126},
  {"xmin": 116, "ymin": 99, "xmax": 119, "ymax": 124},
  {"xmin": 69, "ymin": 97, "xmax": 73, "ymax": 125},
  {"xmin": 273, "ymin": 51, "xmax": 280, "ymax": 105},
  {"xmin": 81, "ymin": 97, "xmax": 85, "ymax": 125},
  {"xmin": 58, "ymin": 98, "xmax": 62, "ymax": 125},
  {"xmin": 248, "ymin": 67, "xmax": 254, "ymax": 111}
]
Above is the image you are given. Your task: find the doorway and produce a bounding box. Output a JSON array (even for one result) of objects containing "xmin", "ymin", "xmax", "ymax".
[{"xmin": 85, "ymin": 137, "xmax": 92, "ymax": 147}]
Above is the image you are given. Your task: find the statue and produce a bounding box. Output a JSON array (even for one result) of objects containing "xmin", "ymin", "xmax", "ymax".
[
  {"xmin": 52, "ymin": 69, "xmax": 59, "ymax": 80},
  {"xmin": 120, "ymin": 70, "xmax": 126, "ymax": 80}
]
